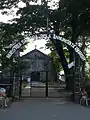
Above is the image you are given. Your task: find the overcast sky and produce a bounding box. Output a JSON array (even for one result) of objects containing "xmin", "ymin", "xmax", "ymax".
[{"xmin": 20, "ymin": 38, "xmax": 50, "ymax": 56}]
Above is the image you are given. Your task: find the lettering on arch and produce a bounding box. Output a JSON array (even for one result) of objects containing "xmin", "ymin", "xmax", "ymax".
[{"xmin": 51, "ymin": 34, "xmax": 86, "ymax": 61}]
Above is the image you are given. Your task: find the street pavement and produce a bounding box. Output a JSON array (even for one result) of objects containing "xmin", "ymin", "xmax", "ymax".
[
  {"xmin": 0, "ymin": 98, "xmax": 90, "ymax": 120},
  {"xmin": 31, "ymin": 81, "xmax": 45, "ymax": 87}
]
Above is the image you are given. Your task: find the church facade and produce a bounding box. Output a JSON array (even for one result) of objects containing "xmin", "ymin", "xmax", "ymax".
[{"xmin": 21, "ymin": 49, "xmax": 57, "ymax": 82}]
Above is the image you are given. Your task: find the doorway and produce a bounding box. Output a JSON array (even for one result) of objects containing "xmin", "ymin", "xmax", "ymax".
[{"xmin": 31, "ymin": 72, "xmax": 40, "ymax": 81}]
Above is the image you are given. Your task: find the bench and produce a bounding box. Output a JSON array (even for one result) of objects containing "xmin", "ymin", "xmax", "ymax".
[
  {"xmin": 87, "ymin": 98, "xmax": 90, "ymax": 105},
  {"xmin": 0, "ymin": 96, "xmax": 6, "ymax": 108},
  {"xmin": 0, "ymin": 92, "xmax": 8, "ymax": 108}
]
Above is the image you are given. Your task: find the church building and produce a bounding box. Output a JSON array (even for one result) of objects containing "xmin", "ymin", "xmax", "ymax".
[{"xmin": 21, "ymin": 49, "xmax": 57, "ymax": 82}]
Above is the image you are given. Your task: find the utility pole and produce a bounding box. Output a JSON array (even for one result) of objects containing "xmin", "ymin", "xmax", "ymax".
[
  {"xmin": 46, "ymin": 0, "xmax": 49, "ymax": 98},
  {"xmin": 41, "ymin": 0, "xmax": 49, "ymax": 97}
]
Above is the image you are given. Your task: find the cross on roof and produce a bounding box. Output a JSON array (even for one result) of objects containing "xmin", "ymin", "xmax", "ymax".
[{"xmin": 35, "ymin": 45, "xmax": 37, "ymax": 49}]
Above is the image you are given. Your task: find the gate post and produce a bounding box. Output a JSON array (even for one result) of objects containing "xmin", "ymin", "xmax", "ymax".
[
  {"xmin": 19, "ymin": 75, "xmax": 22, "ymax": 100},
  {"xmin": 46, "ymin": 71, "xmax": 48, "ymax": 97},
  {"xmin": 44, "ymin": 60, "xmax": 48, "ymax": 98}
]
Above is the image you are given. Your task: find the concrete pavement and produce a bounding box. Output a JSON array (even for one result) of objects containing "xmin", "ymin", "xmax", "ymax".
[
  {"xmin": 0, "ymin": 98, "xmax": 90, "ymax": 120},
  {"xmin": 21, "ymin": 82, "xmax": 71, "ymax": 98}
]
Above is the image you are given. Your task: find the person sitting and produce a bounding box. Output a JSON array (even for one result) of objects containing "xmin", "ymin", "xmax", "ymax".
[
  {"xmin": 80, "ymin": 88, "xmax": 88, "ymax": 106},
  {"xmin": 0, "ymin": 87, "xmax": 7, "ymax": 108}
]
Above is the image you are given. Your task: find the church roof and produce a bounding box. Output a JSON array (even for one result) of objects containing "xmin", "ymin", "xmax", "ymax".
[{"xmin": 21, "ymin": 49, "xmax": 52, "ymax": 60}]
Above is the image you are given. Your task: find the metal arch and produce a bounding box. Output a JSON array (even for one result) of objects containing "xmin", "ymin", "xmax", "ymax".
[
  {"xmin": 5, "ymin": 34, "xmax": 86, "ymax": 61},
  {"xmin": 6, "ymin": 39, "xmax": 27, "ymax": 59},
  {"xmin": 50, "ymin": 34, "xmax": 86, "ymax": 61}
]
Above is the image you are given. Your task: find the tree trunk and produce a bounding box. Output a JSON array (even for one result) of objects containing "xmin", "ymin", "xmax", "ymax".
[
  {"xmin": 51, "ymin": 38, "xmax": 73, "ymax": 90},
  {"xmin": 52, "ymin": 18, "xmax": 78, "ymax": 91}
]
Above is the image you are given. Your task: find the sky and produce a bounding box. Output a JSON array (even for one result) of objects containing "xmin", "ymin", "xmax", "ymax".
[
  {"xmin": 20, "ymin": 38, "xmax": 50, "ymax": 56},
  {"xmin": 0, "ymin": 0, "xmax": 59, "ymax": 55}
]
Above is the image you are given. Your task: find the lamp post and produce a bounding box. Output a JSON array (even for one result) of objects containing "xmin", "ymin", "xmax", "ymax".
[{"xmin": 11, "ymin": 57, "xmax": 17, "ymax": 101}]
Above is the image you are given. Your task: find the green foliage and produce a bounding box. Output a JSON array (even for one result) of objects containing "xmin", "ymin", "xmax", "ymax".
[
  {"xmin": 45, "ymin": 40, "xmax": 55, "ymax": 51},
  {"xmin": 46, "ymin": 40, "xmax": 69, "ymax": 71},
  {"xmin": 87, "ymin": 56, "xmax": 90, "ymax": 63},
  {"xmin": 59, "ymin": 0, "xmax": 90, "ymax": 39},
  {"xmin": 15, "ymin": 5, "xmax": 48, "ymax": 33},
  {"xmin": 48, "ymin": 50, "xmax": 62, "ymax": 71}
]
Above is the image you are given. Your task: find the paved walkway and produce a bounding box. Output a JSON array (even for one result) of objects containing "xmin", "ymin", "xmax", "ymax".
[
  {"xmin": 0, "ymin": 98, "xmax": 90, "ymax": 120},
  {"xmin": 22, "ymin": 83, "xmax": 71, "ymax": 98}
]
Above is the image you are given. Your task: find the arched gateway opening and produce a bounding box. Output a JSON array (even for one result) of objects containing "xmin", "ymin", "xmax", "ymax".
[{"xmin": 0, "ymin": 34, "xmax": 85, "ymax": 100}]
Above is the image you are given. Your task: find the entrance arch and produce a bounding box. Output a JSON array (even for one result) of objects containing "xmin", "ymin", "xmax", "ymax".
[{"xmin": 4, "ymin": 33, "xmax": 86, "ymax": 99}]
